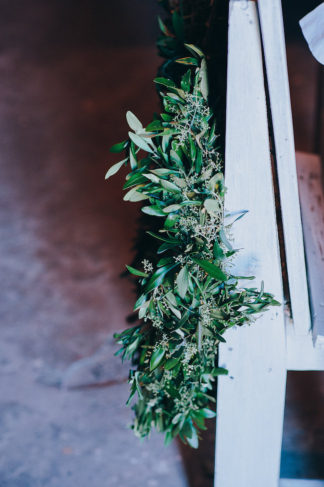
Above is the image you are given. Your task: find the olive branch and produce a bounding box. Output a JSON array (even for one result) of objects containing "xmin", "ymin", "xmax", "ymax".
[{"xmin": 106, "ymin": 46, "xmax": 279, "ymax": 448}]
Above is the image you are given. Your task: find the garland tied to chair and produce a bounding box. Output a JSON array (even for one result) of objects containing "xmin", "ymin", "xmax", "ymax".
[{"xmin": 106, "ymin": 44, "xmax": 279, "ymax": 448}]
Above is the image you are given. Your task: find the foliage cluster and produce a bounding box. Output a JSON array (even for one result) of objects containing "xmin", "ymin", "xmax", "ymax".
[{"xmin": 107, "ymin": 46, "xmax": 279, "ymax": 448}]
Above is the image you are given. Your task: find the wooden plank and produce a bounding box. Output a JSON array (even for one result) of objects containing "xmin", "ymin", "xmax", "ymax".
[
  {"xmin": 286, "ymin": 43, "xmax": 320, "ymax": 154},
  {"xmin": 296, "ymin": 152, "xmax": 324, "ymax": 348},
  {"xmin": 280, "ymin": 480, "xmax": 324, "ymax": 487},
  {"xmin": 286, "ymin": 321, "xmax": 324, "ymax": 370},
  {"xmin": 258, "ymin": 0, "xmax": 311, "ymax": 337},
  {"xmin": 214, "ymin": 2, "xmax": 286, "ymax": 486}
]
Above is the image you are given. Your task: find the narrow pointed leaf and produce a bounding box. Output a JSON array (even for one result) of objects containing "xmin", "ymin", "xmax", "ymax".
[
  {"xmin": 176, "ymin": 266, "xmax": 189, "ymax": 299},
  {"xmin": 142, "ymin": 205, "xmax": 166, "ymax": 217},
  {"xmin": 126, "ymin": 265, "xmax": 148, "ymax": 278},
  {"xmin": 126, "ymin": 111, "xmax": 143, "ymax": 132},
  {"xmin": 150, "ymin": 347, "xmax": 165, "ymax": 371},
  {"xmin": 105, "ymin": 159, "xmax": 127, "ymax": 180},
  {"xmin": 192, "ymin": 257, "xmax": 227, "ymax": 281},
  {"xmin": 110, "ymin": 140, "xmax": 128, "ymax": 153},
  {"xmin": 128, "ymin": 132, "xmax": 154, "ymax": 153}
]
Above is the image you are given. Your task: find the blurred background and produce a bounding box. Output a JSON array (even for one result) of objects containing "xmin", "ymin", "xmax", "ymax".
[{"xmin": 0, "ymin": 0, "xmax": 323, "ymax": 486}]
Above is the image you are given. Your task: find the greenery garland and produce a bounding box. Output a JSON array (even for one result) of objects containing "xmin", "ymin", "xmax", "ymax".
[{"xmin": 106, "ymin": 44, "xmax": 279, "ymax": 448}]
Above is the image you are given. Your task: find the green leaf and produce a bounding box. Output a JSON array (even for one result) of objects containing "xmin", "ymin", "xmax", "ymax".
[
  {"xmin": 147, "ymin": 231, "xmax": 180, "ymax": 244},
  {"xmin": 150, "ymin": 347, "xmax": 165, "ymax": 371},
  {"xmin": 128, "ymin": 132, "xmax": 154, "ymax": 153},
  {"xmin": 195, "ymin": 150, "xmax": 203, "ymax": 173},
  {"xmin": 164, "ymin": 430, "xmax": 173, "ymax": 446},
  {"xmin": 176, "ymin": 57, "xmax": 199, "ymax": 66},
  {"xmin": 162, "ymin": 134, "xmax": 171, "ymax": 152},
  {"xmin": 165, "ymin": 357, "xmax": 180, "ymax": 370},
  {"xmin": 172, "ymin": 413, "xmax": 183, "ymax": 425},
  {"xmin": 165, "ymin": 291, "xmax": 177, "ymax": 307},
  {"xmin": 219, "ymin": 228, "xmax": 233, "ymax": 250},
  {"xmin": 184, "ymin": 43, "xmax": 205, "ymax": 58},
  {"xmin": 212, "ymin": 367, "xmax": 229, "ymax": 376},
  {"xmin": 199, "ymin": 58, "xmax": 208, "ymax": 100},
  {"xmin": 164, "ymin": 213, "xmax": 179, "ymax": 229},
  {"xmin": 110, "ymin": 140, "xmax": 128, "ymax": 153},
  {"xmin": 151, "ymin": 168, "xmax": 175, "ymax": 176},
  {"xmin": 224, "ymin": 209, "xmax": 248, "ymax": 226},
  {"xmin": 123, "ymin": 186, "xmax": 149, "ymax": 202},
  {"xmin": 204, "ymin": 198, "xmax": 220, "ymax": 217},
  {"xmin": 163, "ymin": 204, "xmax": 181, "ymax": 213},
  {"xmin": 180, "ymin": 200, "xmax": 202, "ymax": 207},
  {"xmin": 143, "ymin": 172, "xmax": 160, "ymax": 183},
  {"xmin": 170, "ymin": 150, "xmax": 183, "ymax": 169},
  {"xmin": 134, "ymin": 294, "xmax": 147, "ymax": 311},
  {"xmin": 134, "ymin": 371, "xmax": 143, "ymax": 399},
  {"xmin": 172, "ymin": 10, "xmax": 184, "ymax": 41},
  {"xmin": 146, "ymin": 120, "xmax": 163, "ymax": 132},
  {"xmin": 129, "ymin": 143, "xmax": 137, "ymax": 169},
  {"xmin": 126, "ymin": 111, "xmax": 143, "ymax": 132},
  {"xmin": 189, "ymin": 136, "xmax": 196, "ymax": 161},
  {"xmin": 144, "ymin": 264, "xmax": 178, "ymax": 293},
  {"xmin": 181, "ymin": 69, "xmax": 191, "ymax": 92},
  {"xmin": 200, "ymin": 408, "xmax": 216, "ymax": 419},
  {"xmin": 158, "ymin": 16, "xmax": 174, "ymax": 37},
  {"xmin": 126, "ymin": 265, "xmax": 148, "ymax": 278},
  {"xmin": 184, "ymin": 425, "xmax": 199, "ymax": 449},
  {"xmin": 141, "ymin": 205, "xmax": 166, "ymax": 217},
  {"xmin": 157, "ymin": 257, "xmax": 174, "ymax": 267},
  {"xmin": 105, "ymin": 159, "xmax": 127, "ymax": 180},
  {"xmin": 126, "ymin": 336, "xmax": 140, "ymax": 357},
  {"xmin": 154, "ymin": 77, "xmax": 177, "ymax": 89},
  {"xmin": 160, "ymin": 179, "xmax": 181, "ymax": 193},
  {"xmin": 213, "ymin": 240, "xmax": 225, "ymax": 260},
  {"xmin": 176, "ymin": 266, "xmax": 189, "ymax": 299},
  {"xmin": 123, "ymin": 172, "xmax": 147, "ymax": 189},
  {"xmin": 123, "ymin": 172, "xmax": 146, "ymax": 189},
  {"xmin": 192, "ymin": 258, "xmax": 227, "ymax": 281}
]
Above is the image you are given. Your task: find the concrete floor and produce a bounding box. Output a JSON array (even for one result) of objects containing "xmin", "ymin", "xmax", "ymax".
[{"xmin": 0, "ymin": 1, "xmax": 323, "ymax": 486}]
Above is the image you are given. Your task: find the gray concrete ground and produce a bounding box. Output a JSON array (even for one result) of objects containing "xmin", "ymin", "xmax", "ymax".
[
  {"xmin": 0, "ymin": 1, "xmax": 323, "ymax": 486},
  {"xmin": 0, "ymin": 2, "xmax": 189, "ymax": 486}
]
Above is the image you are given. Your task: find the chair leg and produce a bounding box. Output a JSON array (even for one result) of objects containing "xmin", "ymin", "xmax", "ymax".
[{"xmin": 215, "ymin": 318, "xmax": 287, "ymax": 487}]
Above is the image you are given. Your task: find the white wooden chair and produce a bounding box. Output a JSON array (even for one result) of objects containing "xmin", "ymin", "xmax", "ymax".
[{"xmin": 214, "ymin": 1, "xmax": 324, "ymax": 486}]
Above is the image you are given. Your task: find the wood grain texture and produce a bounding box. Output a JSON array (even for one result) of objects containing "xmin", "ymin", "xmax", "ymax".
[
  {"xmin": 258, "ymin": 0, "xmax": 311, "ymax": 337},
  {"xmin": 287, "ymin": 43, "xmax": 320, "ymax": 154},
  {"xmin": 214, "ymin": 2, "xmax": 286, "ymax": 486},
  {"xmin": 296, "ymin": 152, "xmax": 324, "ymax": 349}
]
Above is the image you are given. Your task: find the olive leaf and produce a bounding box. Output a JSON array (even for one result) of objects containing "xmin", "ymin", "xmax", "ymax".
[
  {"xmin": 128, "ymin": 132, "xmax": 154, "ymax": 153},
  {"xmin": 105, "ymin": 159, "xmax": 127, "ymax": 180},
  {"xmin": 141, "ymin": 205, "xmax": 166, "ymax": 217},
  {"xmin": 204, "ymin": 198, "xmax": 220, "ymax": 216},
  {"xmin": 126, "ymin": 265, "xmax": 148, "ymax": 278},
  {"xmin": 123, "ymin": 186, "xmax": 149, "ymax": 202},
  {"xmin": 150, "ymin": 347, "xmax": 165, "ymax": 371},
  {"xmin": 192, "ymin": 257, "xmax": 227, "ymax": 282},
  {"xmin": 176, "ymin": 266, "xmax": 189, "ymax": 299},
  {"xmin": 110, "ymin": 140, "xmax": 128, "ymax": 153},
  {"xmin": 126, "ymin": 111, "xmax": 143, "ymax": 132}
]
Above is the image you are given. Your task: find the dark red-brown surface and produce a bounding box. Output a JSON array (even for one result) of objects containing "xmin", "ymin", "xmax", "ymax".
[{"xmin": 0, "ymin": 1, "xmax": 323, "ymax": 486}]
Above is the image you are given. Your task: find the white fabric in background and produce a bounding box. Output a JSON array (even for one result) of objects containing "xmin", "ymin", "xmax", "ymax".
[{"xmin": 299, "ymin": 2, "xmax": 324, "ymax": 65}]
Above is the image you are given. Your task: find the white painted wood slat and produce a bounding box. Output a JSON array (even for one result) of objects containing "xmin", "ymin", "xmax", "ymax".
[
  {"xmin": 214, "ymin": 2, "xmax": 286, "ymax": 486},
  {"xmin": 258, "ymin": 0, "xmax": 312, "ymax": 337},
  {"xmin": 287, "ymin": 327, "xmax": 324, "ymax": 370}
]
